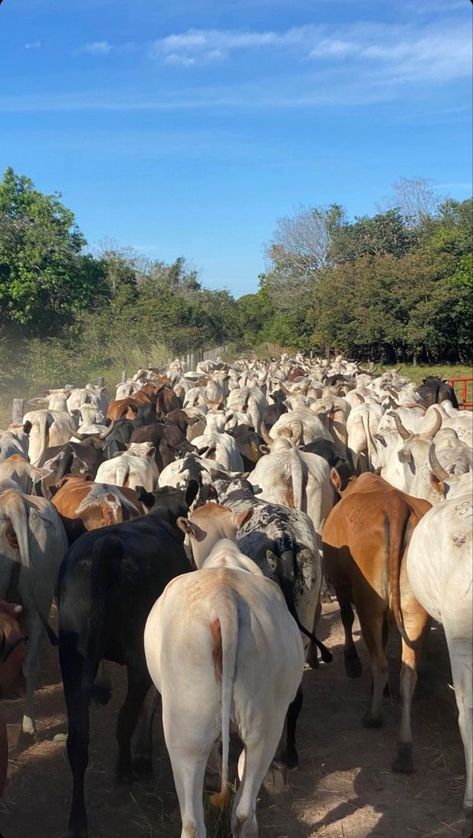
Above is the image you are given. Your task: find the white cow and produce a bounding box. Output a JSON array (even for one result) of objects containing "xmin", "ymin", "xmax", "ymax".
[
  {"xmin": 22, "ymin": 409, "xmax": 77, "ymax": 466},
  {"xmin": 247, "ymin": 437, "xmax": 335, "ymax": 543},
  {"xmin": 0, "ymin": 488, "xmax": 68, "ymax": 735},
  {"xmin": 95, "ymin": 443, "xmax": 159, "ymax": 491},
  {"xmin": 407, "ymin": 484, "xmax": 473, "ymax": 815},
  {"xmin": 267, "ymin": 408, "xmax": 332, "ymax": 446},
  {"xmin": 191, "ymin": 432, "xmax": 244, "ymax": 473},
  {"xmin": 144, "ymin": 538, "xmax": 304, "ymax": 838}
]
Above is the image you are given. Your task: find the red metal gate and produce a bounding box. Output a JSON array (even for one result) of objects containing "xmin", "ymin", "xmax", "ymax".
[{"xmin": 448, "ymin": 377, "xmax": 473, "ymax": 409}]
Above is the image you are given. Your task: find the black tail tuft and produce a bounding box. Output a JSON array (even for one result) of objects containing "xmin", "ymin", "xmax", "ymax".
[{"xmin": 90, "ymin": 680, "xmax": 112, "ymax": 705}]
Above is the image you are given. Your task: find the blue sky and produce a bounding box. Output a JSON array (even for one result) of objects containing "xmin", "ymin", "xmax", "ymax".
[{"xmin": 0, "ymin": 0, "xmax": 471, "ymax": 297}]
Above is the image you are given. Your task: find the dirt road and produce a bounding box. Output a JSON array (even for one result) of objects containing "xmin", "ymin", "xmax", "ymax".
[{"xmin": 1, "ymin": 602, "xmax": 470, "ymax": 838}]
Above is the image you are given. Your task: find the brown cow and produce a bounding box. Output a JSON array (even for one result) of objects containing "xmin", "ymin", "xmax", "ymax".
[
  {"xmin": 0, "ymin": 600, "xmax": 27, "ymax": 798},
  {"xmin": 322, "ymin": 471, "xmax": 430, "ymax": 773},
  {"xmin": 51, "ymin": 475, "xmax": 144, "ymax": 540}
]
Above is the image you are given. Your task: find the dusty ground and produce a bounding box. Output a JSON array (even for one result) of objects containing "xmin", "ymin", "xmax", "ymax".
[{"xmin": 0, "ymin": 602, "xmax": 470, "ymax": 838}]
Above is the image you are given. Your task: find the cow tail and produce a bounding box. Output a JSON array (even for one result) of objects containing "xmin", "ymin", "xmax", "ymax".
[
  {"xmin": 278, "ymin": 552, "xmax": 333, "ymax": 663},
  {"xmin": 85, "ymin": 535, "xmax": 122, "ymax": 704},
  {"xmin": 7, "ymin": 495, "xmax": 58, "ymax": 644},
  {"xmin": 361, "ymin": 410, "xmax": 376, "ymax": 468},
  {"xmin": 290, "ymin": 449, "xmax": 306, "ymax": 512},
  {"xmin": 115, "ymin": 464, "xmax": 130, "ymax": 487},
  {"xmin": 36, "ymin": 411, "xmax": 52, "ymax": 466},
  {"xmin": 209, "ymin": 592, "xmax": 238, "ymax": 809},
  {"xmin": 386, "ymin": 507, "xmax": 417, "ymax": 650}
]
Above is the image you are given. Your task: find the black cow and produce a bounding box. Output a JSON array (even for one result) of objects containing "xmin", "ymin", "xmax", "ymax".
[
  {"xmin": 302, "ymin": 438, "xmax": 355, "ymax": 474},
  {"xmin": 262, "ymin": 398, "xmax": 288, "ymax": 431},
  {"xmin": 226, "ymin": 425, "xmax": 264, "ymax": 471},
  {"xmin": 58, "ymin": 481, "xmax": 198, "ymax": 838},
  {"xmin": 129, "ymin": 410, "xmax": 199, "ymax": 470},
  {"xmin": 416, "ymin": 376, "xmax": 459, "ymax": 409},
  {"xmin": 38, "ymin": 441, "xmax": 107, "ymax": 488}
]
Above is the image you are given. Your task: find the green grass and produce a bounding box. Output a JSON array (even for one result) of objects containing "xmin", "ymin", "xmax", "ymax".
[{"xmin": 382, "ymin": 364, "xmax": 472, "ymax": 386}]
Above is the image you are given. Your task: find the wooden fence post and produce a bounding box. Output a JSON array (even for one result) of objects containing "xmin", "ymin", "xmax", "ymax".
[
  {"xmin": 121, "ymin": 370, "xmax": 127, "ymax": 383},
  {"xmin": 12, "ymin": 398, "xmax": 25, "ymax": 424}
]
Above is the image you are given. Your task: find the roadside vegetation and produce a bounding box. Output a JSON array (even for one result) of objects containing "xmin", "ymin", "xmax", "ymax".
[{"xmin": 0, "ymin": 167, "xmax": 471, "ymax": 421}]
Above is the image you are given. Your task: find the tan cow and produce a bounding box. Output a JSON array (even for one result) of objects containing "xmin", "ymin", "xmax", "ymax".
[
  {"xmin": 51, "ymin": 475, "xmax": 143, "ymax": 537},
  {"xmin": 323, "ymin": 472, "xmax": 431, "ymax": 773}
]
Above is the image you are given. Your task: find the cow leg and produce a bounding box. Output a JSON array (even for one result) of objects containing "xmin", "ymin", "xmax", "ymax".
[
  {"xmin": 60, "ymin": 638, "xmax": 90, "ymax": 838},
  {"xmin": 339, "ymin": 597, "xmax": 362, "ymax": 678},
  {"xmin": 232, "ymin": 727, "xmax": 285, "ymax": 838},
  {"xmin": 445, "ymin": 633, "xmax": 473, "ymax": 814},
  {"xmin": 163, "ymin": 707, "xmax": 216, "ymax": 838},
  {"xmin": 132, "ymin": 686, "xmax": 160, "ymax": 776},
  {"xmin": 20, "ymin": 612, "xmax": 42, "ymax": 738},
  {"xmin": 392, "ymin": 582, "xmax": 428, "ymax": 774},
  {"xmin": 279, "ymin": 686, "xmax": 303, "ymax": 768},
  {"xmin": 116, "ymin": 664, "xmax": 151, "ymax": 783},
  {"xmin": 358, "ymin": 606, "xmax": 387, "ymax": 728}
]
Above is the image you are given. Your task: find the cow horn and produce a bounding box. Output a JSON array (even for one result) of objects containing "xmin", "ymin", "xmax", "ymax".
[
  {"xmin": 278, "ymin": 382, "xmax": 291, "ymax": 396},
  {"xmin": 259, "ymin": 421, "xmax": 273, "ymax": 445},
  {"xmin": 395, "ymin": 365, "xmax": 403, "ymax": 373},
  {"xmin": 389, "ymin": 412, "xmax": 412, "ymax": 441},
  {"xmin": 428, "ymin": 444, "xmax": 449, "ymax": 481},
  {"xmin": 99, "ymin": 421, "xmax": 116, "ymax": 439},
  {"xmin": 421, "ymin": 407, "xmax": 442, "ymax": 440}
]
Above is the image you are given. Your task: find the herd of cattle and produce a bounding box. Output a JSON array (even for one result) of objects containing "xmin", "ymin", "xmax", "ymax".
[{"xmin": 0, "ymin": 355, "xmax": 471, "ymax": 838}]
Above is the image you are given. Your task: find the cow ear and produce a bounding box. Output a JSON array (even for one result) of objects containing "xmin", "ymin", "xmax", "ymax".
[
  {"xmin": 135, "ymin": 486, "xmax": 155, "ymax": 508},
  {"xmin": 233, "ymin": 507, "xmax": 253, "ymax": 530},
  {"xmin": 430, "ymin": 473, "xmax": 445, "ymax": 495},
  {"xmin": 259, "ymin": 444, "xmax": 269, "ymax": 454},
  {"xmin": 329, "ymin": 467, "xmax": 347, "ymax": 494},
  {"xmin": 4, "ymin": 517, "xmax": 19, "ymax": 550},
  {"xmin": 206, "ymin": 484, "xmax": 218, "ymax": 502},
  {"xmin": 185, "ymin": 478, "xmax": 200, "ymax": 508},
  {"xmin": 146, "ymin": 446, "xmax": 156, "ymax": 458},
  {"xmin": 176, "ymin": 516, "xmax": 206, "ymax": 540},
  {"xmin": 397, "ymin": 448, "xmax": 412, "ymax": 464}
]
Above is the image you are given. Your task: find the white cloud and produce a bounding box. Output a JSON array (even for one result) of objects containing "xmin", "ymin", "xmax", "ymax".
[
  {"xmin": 25, "ymin": 41, "xmax": 42, "ymax": 50},
  {"xmin": 307, "ymin": 22, "xmax": 471, "ymax": 83},
  {"xmin": 150, "ymin": 26, "xmax": 312, "ymax": 65},
  {"xmin": 83, "ymin": 41, "xmax": 112, "ymax": 55},
  {"xmin": 147, "ymin": 20, "xmax": 471, "ymax": 84}
]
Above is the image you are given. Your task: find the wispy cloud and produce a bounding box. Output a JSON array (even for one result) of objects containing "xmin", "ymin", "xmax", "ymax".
[
  {"xmin": 308, "ymin": 22, "xmax": 471, "ymax": 83},
  {"xmin": 150, "ymin": 26, "xmax": 312, "ymax": 64},
  {"xmin": 25, "ymin": 41, "xmax": 42, "ymax": 50},
  {"xmin": 147, "ymin": 20, "xmax": 471, "ymax": 84},
  {"xmin": 82, "ymin": 40, "xmax": 112, "ymax": 55}
]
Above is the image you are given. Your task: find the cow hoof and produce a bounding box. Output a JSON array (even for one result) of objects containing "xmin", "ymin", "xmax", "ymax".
[
  {"xmin": 462, "ymin": 810, "xmax": 473, "ymax": 838},
  {"xmin": 345, "ymin": 656, "xmax": 362, "ymax": 678},
  {"xmin": 305, "ymin": 651, "xmax": 319, "ymax": 670},
  {"xmin": 392, "ymin": 742, "xmax": 415, "ymax": 773},
  {"xmin": 362, "ymin": 711, "xmax": 383, "ymax": 729},
  {"xmin": 16, "ymin": 728, "xmax": 38, "ymax": 750},
  {"xmin": 279, "ymin": 747, "xmax": 299, "ymax": 769},
  {"xmin": 133, "ymin": 756, "xmax": 153, "ymax": 778}
]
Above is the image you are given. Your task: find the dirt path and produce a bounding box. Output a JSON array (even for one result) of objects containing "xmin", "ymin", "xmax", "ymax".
[{"xmin": 1, "ymin": 603, "xmax": 470, "ymax": 838}]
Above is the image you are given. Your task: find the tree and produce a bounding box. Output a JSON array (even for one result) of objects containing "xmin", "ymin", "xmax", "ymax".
[
  {"xmin": 0, "ymin": 167, "xmax": 107, "ymax": 336},
  {"xmin": 266, "ymin": 204, "xmax": 344, "ymax": 276},
  {"xmin": 330, "ymin": 209, "xmax": 415, "ymax": 263},
  {"xmin": 381, "ymin": 176, "xmax": 441, "ymax": 227}
]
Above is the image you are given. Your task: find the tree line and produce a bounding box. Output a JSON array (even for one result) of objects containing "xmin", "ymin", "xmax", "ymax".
[{"xmin": 0, "ymin": 167, "xmax": 471, "ymax": 389}]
